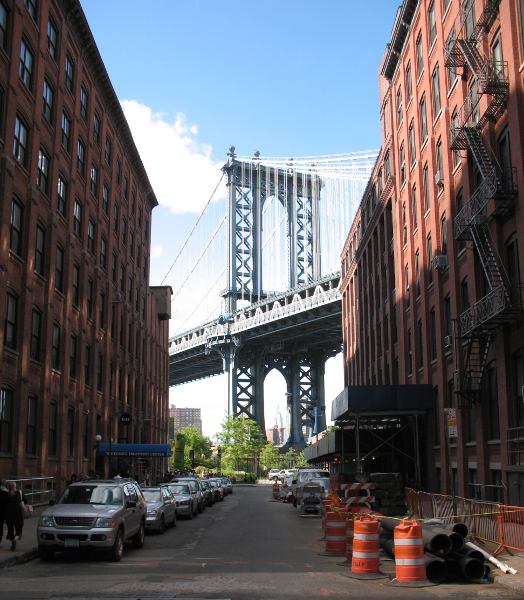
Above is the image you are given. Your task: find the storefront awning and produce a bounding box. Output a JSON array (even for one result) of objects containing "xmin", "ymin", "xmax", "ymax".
[{"xmin": 96, "ymin": 443, "xmax": 171, "ymax": 457}]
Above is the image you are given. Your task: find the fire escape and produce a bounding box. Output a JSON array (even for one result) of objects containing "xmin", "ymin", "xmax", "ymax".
[{"xmin": 445, "ymin": 0, "xmax": 518, "ymax": 406}]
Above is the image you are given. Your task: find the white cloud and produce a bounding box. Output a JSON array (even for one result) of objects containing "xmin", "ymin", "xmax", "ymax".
[
  {"xmin": 151, "ymin": 245, "xmax": 163, "ymax": 259},
  {"xmin": 121, "ymin": 100, "xmax": 226, "ymax": 213}
]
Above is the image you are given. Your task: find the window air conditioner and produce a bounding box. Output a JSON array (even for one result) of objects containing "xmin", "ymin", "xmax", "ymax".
[
  {"xmin": 434, "ymin": 170, "xmax": 444, "ymax": 186},
  {"xmin": 443, "ymin": 335, "xmax": 452, "ymax": 351},
  {"xmin": 433, "ymin": 254, "xmax": 448, "ymax": 270}
]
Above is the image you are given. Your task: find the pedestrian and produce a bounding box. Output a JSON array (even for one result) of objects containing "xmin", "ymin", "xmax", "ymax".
[
  {"xmin": 0, "ymin": 479, "xmax": 9, "ymax": 547},
  {"xmin": 5, "ymin": 482, "xmax": 25, "ymax": 552}
]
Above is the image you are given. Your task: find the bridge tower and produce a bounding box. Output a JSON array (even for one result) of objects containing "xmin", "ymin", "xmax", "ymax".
[{"xmin": 216, "ymin": 148, "xmax": 328, "ymax": 446}]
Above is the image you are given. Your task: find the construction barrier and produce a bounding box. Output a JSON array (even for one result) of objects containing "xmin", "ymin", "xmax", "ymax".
[
  {"xmin": 393, "ymin": 519, "xmax": 426, "ymax": 584},
  {"xmin": 322, "ymin": 510, "xmax": 347, "ymax": 556},
  {"xmin": 345, "ymin": 516, "xmax": 354, "ymax": 562},
  {"xmin": 272, "ymin": 482, "xmax": 279, "ymax": 500},
  {"xmin": 350, "ymin": 517, "xmax": 380, "ymax": 574},
  {"xmin": 405, "ymin": 487, "xmax": 524, "ymax": 554}
]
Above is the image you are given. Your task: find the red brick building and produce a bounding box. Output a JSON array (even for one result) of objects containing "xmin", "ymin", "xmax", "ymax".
[
  {"xmin": 340, "ymin": 0, "xmax": 524, "ymax": 504},
  {"xmin": 0, "ymin": 0, "xmax": 171, "ymax": 488}
]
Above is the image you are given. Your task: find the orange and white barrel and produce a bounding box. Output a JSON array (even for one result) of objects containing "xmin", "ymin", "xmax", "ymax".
[
  {"xmin": 272, "ymin": 482, "xmax": 279, "ymax": 500},
  {"xmin": 324, "ymin": 510, "xmax": 347, "ymax": 555},
  {"xmin": 394, "ymin": 519, "xmax": 426, "ymax": 583},
  {"xmin": 351, "ymin": 517, "xmax": 380, "ymax": 574},
  {"xmin": 345, "ymin": 515, "xmax": 354, "ymax": 561}
]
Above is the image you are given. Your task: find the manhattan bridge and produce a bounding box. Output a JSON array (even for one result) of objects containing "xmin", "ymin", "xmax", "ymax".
[{"xmin": 166, "ymin": 148, "xmax": 377, "ymax": 447}]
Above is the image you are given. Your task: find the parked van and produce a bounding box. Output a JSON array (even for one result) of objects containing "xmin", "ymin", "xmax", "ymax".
[{"xmin": 292, "ymin": 468, "xmax": 330, "ymax": 508}]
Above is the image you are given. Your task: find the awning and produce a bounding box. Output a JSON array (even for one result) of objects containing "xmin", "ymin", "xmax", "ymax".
[{"xmin": 96, "ymin": 443, "xmax": 171, "ymax": 457}]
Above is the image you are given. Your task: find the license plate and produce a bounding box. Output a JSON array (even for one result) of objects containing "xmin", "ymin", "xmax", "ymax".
[{"xmin": 64, "ymin": 538, "xmax": 80, "ymax": 548}]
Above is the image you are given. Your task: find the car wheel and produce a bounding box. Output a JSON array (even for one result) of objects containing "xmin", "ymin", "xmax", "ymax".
[
  {"xmin": 109, "ymin": 529, "xmax": 124, "ymax": 562},
  {"xmin": 159, "ymin": 514, "xmax": 166, "ymax": 533},
  {"xmin": 132, "ymin": 521, "xmax": 145, "ymax": 548},
  {"xmin": 38, "ymin": 547, "xmax": 54, "ymax": 561}
]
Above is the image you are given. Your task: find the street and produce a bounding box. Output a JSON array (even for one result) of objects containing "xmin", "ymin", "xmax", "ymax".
[{"xmin": 0, "ymin": 486, "xmax": 521, "ymax": 600}]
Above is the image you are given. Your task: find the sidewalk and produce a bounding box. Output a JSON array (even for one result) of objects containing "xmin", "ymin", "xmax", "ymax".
[
  {"xmin": 494, "ymin": 552, "xmax": 524, "ymax": 593},
  {"xmin": 0, "ymin": 506, "xmax": 43, "ymax": 569}
]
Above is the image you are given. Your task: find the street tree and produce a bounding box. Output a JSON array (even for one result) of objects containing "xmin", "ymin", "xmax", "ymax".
[
  {"xmin": 259, "ymin": 442, "xmax": 281, "ymax": 473},
  {"xmin": 173, "ymin": 426, "xmax": 213, "ymax": 470},
  {"xmin": 218, "ymin": 416, "xmax": 266, "ymax": 472}
]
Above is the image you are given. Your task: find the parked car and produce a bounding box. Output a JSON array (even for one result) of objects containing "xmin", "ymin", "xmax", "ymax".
[
  {"xmin": 199, "ymin": 479, "xmax": 215, "ymax": 506},
  {"xmin": 172, "ymin": 477, "xmax": 205, "ymax": 513},
  {"xmin": 220, "ymin": 476, "xmax": 233, "ymax": 495},
  {"xmin": 141, "ymin": 486, "xmax": 177, "ymax": 532},
  {"xmin": 167, "ymin": 482, "xmax": 195, "ymax": 519},
  {"xmin": 37, "ymin": 479, "xmax": 146, "ymax": 562},
  {"xmin": 207, "ymin": 478, "xmax": 224, "ymax": 502},
  {"xmin": 292, "ymin": 469, "xmax": 330, "ymax": 508},
  {"xmin": 268, "ymin": 469, "xmax": 281, "ymax": 481}
]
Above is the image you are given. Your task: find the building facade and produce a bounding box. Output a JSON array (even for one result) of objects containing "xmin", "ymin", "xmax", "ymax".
[
  {"xmin": 340, "ymin": 0, "xmax": 524, "ymax": 504},
  {"xmin": 170, "ymin": 406, "xmax": 203, "ymax": 436},
  {"xmin": 0, "ymin": 0, "xmax": 171, "ymax": 487}
]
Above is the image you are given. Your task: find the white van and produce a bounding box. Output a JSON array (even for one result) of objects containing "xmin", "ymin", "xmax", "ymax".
[{"xmin": 292, "ymin": 468, "xmax": 330, "ymax": 508}]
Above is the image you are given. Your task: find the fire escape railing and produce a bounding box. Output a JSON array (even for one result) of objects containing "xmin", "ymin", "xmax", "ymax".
[{"xmin": 445, "ymin": 0, "xmax": 520, "ymax": 405}]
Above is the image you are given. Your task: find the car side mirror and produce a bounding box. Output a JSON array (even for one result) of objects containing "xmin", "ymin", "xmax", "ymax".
[
  {"xmin": 126, "ymin": 500, "xmax": 137, "ymax": 508},
  {"xmin": 292, "ymin": 480, "xmax": 297, "ymax": 485},
  {"xmin": 49, "ymin": 499, "xmax": 56, "ymax": 506}
]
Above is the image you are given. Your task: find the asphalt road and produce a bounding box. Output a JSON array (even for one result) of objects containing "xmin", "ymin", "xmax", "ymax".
[{"xmin": 0, "ymin": 485, "xmax": 521, "ymax": 600}]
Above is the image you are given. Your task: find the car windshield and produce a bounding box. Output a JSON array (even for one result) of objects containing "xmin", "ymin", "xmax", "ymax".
[
  {"xmin": 170, "ymin": 484, "xmax": 190, "ymax": 495},
  {"xmin": 142, "ymin": 490, "xmax": 162, "ymax": 503},
  {"xmin": 303, "ymin": 471, "xmax": 329, "ymax": 481},
  {"xmin": 200, "ymin": 481, "xmax": 209, "ymax": 489},
  {"xmin": 60, "ymin": 485, "xmax": 123, "ymax": 506},
  {"xmin": 209, "ymin": 481, "xmax": 217, "ymax": 488}
]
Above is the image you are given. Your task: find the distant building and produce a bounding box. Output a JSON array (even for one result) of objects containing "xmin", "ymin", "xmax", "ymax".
[
  {"xmin": 265, "ymin": 407, "xmax": 285, "ymax": 445},
  {"xmin": 170, "ymin": 406, "xmax": 202, "ymax": 435}
]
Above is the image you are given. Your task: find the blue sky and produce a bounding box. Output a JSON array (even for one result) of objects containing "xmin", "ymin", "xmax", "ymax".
[{"xmin": 81, "ymin": 1, "xmax": 400, "ymax": 437}]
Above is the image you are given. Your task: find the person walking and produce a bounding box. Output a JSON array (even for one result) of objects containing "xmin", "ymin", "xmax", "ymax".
[
  {"xmin": 5, "ymin": 482, "xmax": 25, "ymax": 551},
  {"xmin": 0, "ymin": 479, "xmax": 9, "ymax": 547}
]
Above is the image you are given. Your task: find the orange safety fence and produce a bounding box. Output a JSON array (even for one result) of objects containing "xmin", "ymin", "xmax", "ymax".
[{"xmin": 405, "ymin": 488, "xmax": 524, "ymax": 553}]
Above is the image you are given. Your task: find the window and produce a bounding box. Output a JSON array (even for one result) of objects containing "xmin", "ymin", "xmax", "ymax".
[
  {"xmin": 123, "ymin": 176, "xmax": 129, "ymax": 200},
  {"xmin": 55, "ymin": 245, "xmax": 64, "ymax": 292},
  {"xmin": 26, "ymin": 395, "xmax": 37, "ymax": 454},
  {"xmin": 99, "ymin": 293, "xmax": 106, "ymax": 330},
  {"xmin": 37, "ymin": 147, "xmax": 50, "ymax": 194},
  {"xmin": 4, "ymin": 292, "xmax": 18, "ymax": 350},
  {"xmin": 412, "ymin": 186, "xmax": 418, "ymax": 229},
  {"xmin": 506, "ymin": 234, "xmax": 521, "ymax": 305},
  {"xmin": 122, "ymin": 216, "xmax": 128, "ymax": 245},
  {"xmin": 406, "ymin": 62, "xmax": 412, "ymax": 103},
  {"xmin": 65, "ymin": 54, "xmax": 74, "ymax": 92},
  {"xmin": 444, "ymin": 294, "xmax": 452, "ymax": 337},
  {"xmin": 399, "ymin": 143, "xmax": 405, "ymax": 184},
  {"xmin": 112, "ymin": 252, "xmax": 117, "ymax": 282},
  {"xmin": 416, "ymin": 32, "xmax": 423, "ymax": 77},
  {"xmin": 443, "ymin": 0, "xmax": 451, "ymax": 11},
  {"xmin": 436, "ymin": 137, "xmax": 443, "ymax": 175},
  {"xmin": 57, "ymin": 175, "xmax": 67, "ymax": 216},
  {"xmin": 407, "ymin": 328, "xmax": 413, "ymax": 374},
  {"xmin": 13, "ymin": 115, "xmax": 28, "ymax": 166},
  {"xmin": 0, "ymin": 3, "xmax": 7, "ymax": 51},
  {"xmin": 29, "ymin": 307, "xmax": 42, "ymax": 361},
  {"xmin": 402, "ymin": 203, "xmax": 407, "ymax": 245},
  {"xmin": 90, "ymin": 162, "xmax": 98, "ymax": 197},
  {"xmin": 67, "ymin": 408, "xmax": 74, "ymax": 456},
  {"xmin": 100, "ymin": 237, "xmax": 107, "ymax": 269},
  {"xmin": 79, "ymin": 85, "xmax": 88, "ymax": 120},
  {"xmin": 464, "ymin": 0, "xmax": 476, "ymax": 39},
  {"xmin": 19, "ymin": 39, "xmax": 34, "ymax": 89},
  {"xmin": 104, "ymin": 136, "xmax": 112, "ymax": 164},
  {"xmin": 427, "ymin": 235, "xmax": 433, "ymax": 284},
  {"xmin": 113, "ymin": 204, "xmax": 119, "ymax": 234},
  {"xmin": 423, "ymin": 163, "xmax": 430, "ymax": 212},
  {"xmin": 446, "ymin": 30, "xmax": 458, "ymax": 88},
  {"xmin": 451, "ymin": 110, "xmax": 461, "ymax": 167},
  {"xmin": 116, "ymin": 159, "xmax": 121, "ymax": 184},
  {"xmin": 48, "ymin": 401, "xmax": 58, "ymax": 456},
  {"xmin": 415, "ymin": 250, "xmax": 421, "ymax": 296},
  {"xmin": 461, "ymin": 277, "xmax": 470, "ymax": 312},
  {"xmin": 87, "ymin": 219, "xmax": 95, "ymax": 254},
  {"xmin": 87, "ymin": 278, "xmax": 94, "ymax": 320},
  {"xmin": 431, "ymin": 65, "xmax": 441, "ymax": 117},
  {"xmin": 42, "ymin": 79, "xmax": 54, "ymax": 123},
  {"xmin": 120, "ymin": 265, "xmax": 126, "ymax": 293},
  {"xmin": 420, "ymin": 95, "xmax": 428, "ymax": 142},
  {"xmin": 24, "ymin": 0, "xmax": 37, "ymax": 20},
  {"xmin": 405, "ymin": 263, "xmax": 410, "ymax": 307},
  {"xmin": 52, "ymin": 322, "xmax": 61, "ymax": 370},
  {"xmin": 77, "ymin": 139, "xmax": 86, "ymax": 176},
  {"xmin": 396, "ymin": 87, "xmax": 403, "ymax": 127},
  {"xmin": 408, "ymin": 119, "xmax": 416, "ymax": 165},
  {"xmin": 417, "ymin": 319, "xmax": 424, "ymax": 368},
  {"xmin": 35, "ymin": 224, "xmax": 45, "ymax": 276},
  {"xmin": 47, "ymin": 17, "xmax": 58, "ymax": 59},
  {"xmin": 428, "ymin": 2, "xmax": 437, "ymax": 47},
  {"xmin": 9, "ymin": 197, "xmax": 23, "ymax": 256},
  {"xmin": 130, "ymin": 231, "xmax": 135, "ymax": 257},
  {"xmin": 498, "ymin": 126, "xmax": 513, "ymax": 190},
  {"xmin": 484, "ymin": 362, "xmax": 500, "ymax": 440},
  {"xmin": 102, "ymin": 184, "xmax": 110, "ymax": 215},
  {"xmin": 93, "ymin": 113, "xmax": 100, "ymax": 145},
  {"xmin": 69, "ymin": 334, "xmax": 77, "ymax": 378},
  {"xmin": 440, "ymin": 213, "xmax": 448, "ymax": 255},
  {"xmin": 0, "ymin": 388, "xmax": 13, "ymax": 453},
  {"xmin": 73, "ymin": 199, "xmax": 82, "ymax": 237},
  {"xmin": 128, "ymin": 276, "xmax": 133, "ymax": 303},
  {"xmin": 97, "ymin": 353, "xmax": 103, "ymax": 392},
  {"xmin": 84, "ymin": 345, "xmax": 91, "ymax": 387},
  {"xmin": 430, "ymin": 307, "xmax": 437, "ymax": 360},
  {"xmin": 61, "ymin": 111, "xmax": 71, "ymax": 152},
  {"xmin": 72, "ymin": 264, "xmax": 80, "ymax": 308}
]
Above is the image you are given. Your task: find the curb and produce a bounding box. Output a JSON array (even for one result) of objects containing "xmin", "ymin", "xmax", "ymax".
[
  {"xmin": 0, "ymin": 547, "xmax": 39, "ymax": 569},
  {"xmin": 494, "ymin": 574, "xmax": 524, "ymax": 593}
]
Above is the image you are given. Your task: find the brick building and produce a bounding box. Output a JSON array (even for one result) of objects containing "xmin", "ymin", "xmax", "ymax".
[
  {"xmin": 340, "ymin": 0, "xmax": 524, "ymax": 504},
  {"xmin": 0, "ymin": 0, "xmax": 171, "ymax": 487},
  {"xmin": 170, "ymin": 406, "xmax": 203, "ymax": 436}
]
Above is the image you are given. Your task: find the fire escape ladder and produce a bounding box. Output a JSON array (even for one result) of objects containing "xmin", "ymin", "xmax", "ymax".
[
  {"xmin": 470, "ymin": 223, "xmax": 510, "ymax": 294},
  {"xmin": 456, "ymin": 335, "xmax": 492, "ymax": 407},
  {"xmin": 462, "ymin": 126, "xmax": 498, "ymax": 184}
]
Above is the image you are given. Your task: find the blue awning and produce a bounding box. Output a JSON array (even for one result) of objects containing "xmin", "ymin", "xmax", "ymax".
[{"xmin": 96, "ymin": 443, "xmax": 171, "ymax": 457}]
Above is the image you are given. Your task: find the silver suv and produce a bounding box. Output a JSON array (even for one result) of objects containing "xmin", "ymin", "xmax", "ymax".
[{"xmin": 37, "ymin": 479, "xmax": 146, "ymax": 561}]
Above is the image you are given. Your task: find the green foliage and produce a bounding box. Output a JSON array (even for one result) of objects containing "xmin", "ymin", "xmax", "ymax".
[
  {"xmin": 259, "ymin": 442, "xmax": 281, "ymax": 472},
  {"xmin": 281, "ymin": 448, "xmax": 308, "ymax": 468},
  {"xmin": 171, "ymin": 426, "xmax": 212, "ymax": 470},
  {"xmin": 218, "ymin": 416, "xmax": 266, "ymax": 472}
]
